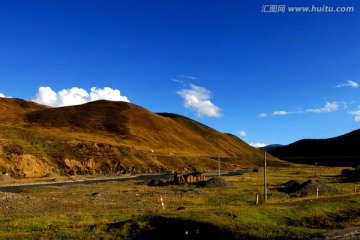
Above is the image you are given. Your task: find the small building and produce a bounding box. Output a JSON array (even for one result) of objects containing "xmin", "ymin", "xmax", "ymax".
[{"xmin": 174, "ymin": 172, "xmax": 206, "ymax": 184}]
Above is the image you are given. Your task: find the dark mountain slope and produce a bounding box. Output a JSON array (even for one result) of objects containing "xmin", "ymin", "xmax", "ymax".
[
  {"xmin": 259, "ymin": 144, "xmax": 284, "ymax": 152},
  {"xmin": 269, "ymin": 129, "xmax": 360, "ymax": 166},
  {"xmin": 25, "ymin": 100, "xmax": 132, "ymax": 135}
]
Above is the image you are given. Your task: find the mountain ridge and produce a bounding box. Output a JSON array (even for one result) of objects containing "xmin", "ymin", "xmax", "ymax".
[
  {"xmin": 0, "ymin": 98, "xmax": 284, "ymax": 177},
  {"xmin": 269, "ymin": 128, "xmax": 360, "ymax": 166}
]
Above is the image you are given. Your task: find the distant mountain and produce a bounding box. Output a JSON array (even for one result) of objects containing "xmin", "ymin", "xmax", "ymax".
[
  {"xmin": 0, "ymin": 98, "xmax": 284, "ymax": 177},
  {"xmin": 269, "ymin": 129, "xmax": 360, "ymax": 166},
  {"xmin": 259, "ymin": 144, "xmax": 284, "ymax": 152}
]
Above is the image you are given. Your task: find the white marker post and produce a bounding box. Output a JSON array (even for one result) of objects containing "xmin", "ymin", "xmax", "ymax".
[{"xmin": 160, "ymin": 196, "xmax": 165, "ymax": 210}]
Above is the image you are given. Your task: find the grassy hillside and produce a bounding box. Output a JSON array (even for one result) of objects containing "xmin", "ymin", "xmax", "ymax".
[
  {"xmin": 0, "ymin": 97, "xmax": 49, "ymax": 124},
  {"xmin": 0, "ymin": 98, "xmax": 284, "ymax": 177},
  {"xmin": 270, "ymin": 129, "xmax": 360, "ymax": 166}
]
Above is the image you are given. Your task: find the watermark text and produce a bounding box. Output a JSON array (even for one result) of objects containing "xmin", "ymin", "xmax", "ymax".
[{"xmin": 261, "ymin": 5, "xmax": 355, "ymax": 13}]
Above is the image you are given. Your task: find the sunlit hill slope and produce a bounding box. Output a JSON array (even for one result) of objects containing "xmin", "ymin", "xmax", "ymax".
[{"xmin": 0, "ymin": 98, "xmax": 282, "ymax": 177}]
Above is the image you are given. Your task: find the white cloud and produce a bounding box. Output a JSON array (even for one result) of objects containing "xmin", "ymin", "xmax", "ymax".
[
  {"xmin": 260, "ymin": 110, "xmax": 295, "ymax": 118},
  {"xmin": 0, "ymin": 93, "xmax": 11, "ymax": 98},
  {"xmin": 180, "ymin": 75, "xmax": 198, "ymax": 80},
  {"xmin": 32, "ymin": 87, "xmax": 58, "ymax": 106},
  {"xmin": 350, "ymin": 110, "xmax": 360, "ymax": 122},
  {"xmin": 172, "ymin": 79, "xmax": 184, "ymax": 84},
  {"xmin": 273, "ymin": 110, "xmax": 290, "ymax": 115},
  {"xmin": 31, "ymin": 86, "xmax": 130, "ymax": 107},
  {"xmin": 261, "ymin": 102, "xmax": 339, "ymax": 117},
  {"xmin": 249, "ymin": 143, "xmax": 267, "ymax": 148},
  {"xmin": 177, "ymin": 84, "xmax": 223, "ymax": 118},
  {"xmin": 172, "ymin": 79, "xmax": 186, "ymax": 88},
  {"xmin": 336, "ymin": 80, "xmax": 359, "ymax": 88},
  {"xmin": 89, "ymin": 87, "xmax": 127, "ymax": 102},
  {"xmin": 237, "ymin": 131, "xmax": 247, "ymax": 137},
  {"xmin": 259, "ymin": 113, "xmax": 268, "ymax": 118},
  {"xmin": 306, "ymin": 102, "xmax": 339, "ymax": 113}
]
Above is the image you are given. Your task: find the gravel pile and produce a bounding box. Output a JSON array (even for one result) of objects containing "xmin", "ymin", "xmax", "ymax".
[
  {"xmin": 196, "ymin": 177, "xmax": 231, "ymax": 188},
  {"xmin": 282, "ymin": 180, "xmax": 301, "ymax": 188},
  {"xmin": 279, "ymin": 179, "xmax": 338, "ymax": 198}
]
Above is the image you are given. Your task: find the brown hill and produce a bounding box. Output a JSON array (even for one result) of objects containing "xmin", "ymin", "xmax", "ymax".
[
  {"xmin": 0, "ymin": 97, "xmax": 49, "ymax": 124},
  {"xmin": 0, "ymin": 98, "xmax": 284, "ymax": 177}
]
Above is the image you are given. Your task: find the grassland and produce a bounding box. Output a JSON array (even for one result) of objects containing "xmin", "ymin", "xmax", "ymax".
[
  {"xmin": 1, "ymin": 165, "xmax": 360, "ymax": 239},
  {"xmin": 1, "ymin": 98, "xmax": 360, "ymax": 239}
]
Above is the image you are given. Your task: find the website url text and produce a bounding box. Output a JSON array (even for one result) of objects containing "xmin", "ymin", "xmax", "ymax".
[{"xmin": 261, "ymin": 5, "xmax": 355, "ymax": 13}]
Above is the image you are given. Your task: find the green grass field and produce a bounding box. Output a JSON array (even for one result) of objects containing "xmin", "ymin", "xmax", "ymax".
[{"xmin": 1, "ymin": 165, "xmax": 360, "ymax": 239}]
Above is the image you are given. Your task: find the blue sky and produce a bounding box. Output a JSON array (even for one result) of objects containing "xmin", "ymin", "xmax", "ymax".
[{"xmin": 1, "ymin": 0, "xmax": 360, "ymax": 146}]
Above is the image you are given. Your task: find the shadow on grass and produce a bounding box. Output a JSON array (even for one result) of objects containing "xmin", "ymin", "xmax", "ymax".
[{"xmin": 102, "ymin": 216, "xmax": 239, "ymax": 240}]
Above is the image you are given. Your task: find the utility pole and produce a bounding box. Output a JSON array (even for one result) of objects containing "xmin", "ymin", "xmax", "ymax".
[
  {"xmin": 315, "ymin": 162, "xmax": 318, "ymax": 176},
  {"xmin": 218, "ymin": 156, "xmax": 221, "ymax": 178},
  {"xmin": 264, "ymin": 151, "xmax": 267, "ymax": 203}
]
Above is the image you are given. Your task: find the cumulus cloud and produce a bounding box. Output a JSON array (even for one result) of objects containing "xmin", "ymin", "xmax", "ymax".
[
  {"xmin": 32, "ymin": 87, "xmax": 58, "ymax": 106},
  {"xmin": 177, "ymin": 84, "xmax": 223, "ymax": 118},
  {"xmin": 237, "ymin": 131, "xmax": 247, "ymax": 137},
  {"xmin": 31, "ymin": 86, "xmax": 130, "ymax": 107},
  {"xmin": 249, "ymin": 143, "xmax": 267, "ymax": 148},
  {"xmin": 336, "ymin": 80, "xmax": 359, "ymax": 88}
]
